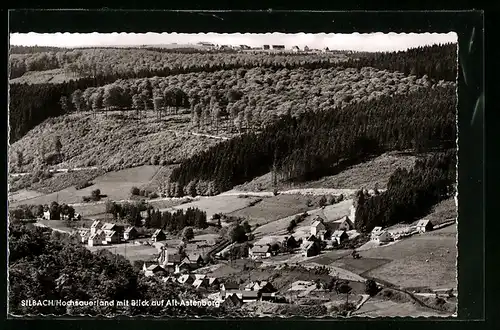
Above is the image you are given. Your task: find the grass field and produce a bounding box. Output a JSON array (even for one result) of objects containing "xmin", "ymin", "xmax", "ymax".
[
  {"xmin": 234, "ymin": 151, "xmax": 418, "ymax": 192},
  {"xmin": 8, "ymin": 189, "xmax": 45, "ymax": 203},
  {"xmin": 252, "ymin": 199, "xmax": 352, "ymax": 238},
  {"xmin": 228, "ymin": 195, "xmax": 327, "ymax": 227},
  {"xmin": 87, "ymin": 242, "xmax": 159, "ymax": 263},
  {"xmin": 10, "ymin": 68, "xmax": 79, "ymax": 84},
  {"xmin": 359, "ymin": 225, "xmax": 457, "ymax": 290},
  {"xmin": 159, "ymin": 194, "xmax": 264, "ymax": 220},
  {"xmin": 426, "ymin": 197, "xmax": 457, "ymax": 226},
  {"xmin": 9, "ymin": 165, "xmax": 161, "ymax": 208}
]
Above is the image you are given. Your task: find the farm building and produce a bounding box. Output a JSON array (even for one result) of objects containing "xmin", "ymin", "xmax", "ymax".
[
  {"xmin": 249, "ymin": 244, "xmax": 272, "ymax": 259},
  {"xmin": 416, "ymin": 219, "xmax": 434, "ymax": 233},
  {"xmin": 123, "ymin": 226, "xmax": 138, "ymax": 240},
  {"xmin": 143, "ymin": 264, "xmax": 168, "ymax": 277},
  {"xmin": 88, "ymin": 230, "xmax": 105, "ymax": 247},
  {"xmin": 292, "ymin": 46, "xmax": 300, "ymax": 52},
  {"xmin": 302, "ymin": 240, "xmax": 321, "ymax": 257},
  {"xmin": 157, "ymin": 246, "xmax": 183, "ymax": 267},
  {"xmin": 103, "ymin": 230, "xmax": 120, "ymax": 244},
  {"xmin": 331, "ymin": 230, "xmax": 349, "ymax": 245},
  {"xmin": 310, "ymin": 220, "xmax": 327, "ymax": 238},
  {"xmin": 42, "ymin": 210, "xmax": 50, "ymax": 220},
  {"xmin": 151, "ymin": 229, "xmax": 166, "ymax": 242}
]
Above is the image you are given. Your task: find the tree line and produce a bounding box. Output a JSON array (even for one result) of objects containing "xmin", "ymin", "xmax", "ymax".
[
  {"xmin": 347, "ymin": 43, "xmax": 457, "ymax": 81},
  {"xmin": 8, "ymin": 223, "xmax": 228, "ymax": 316},
  {"xmin": 354, "ymin": 150, "xmax": 456, "ymax": 233},
  {"xmin": 145, "ymin": 207, "xmax": 208, "ymax": 232},
  {"xmin": 167, "ymin": 85, "xmax": 456, "ymax": 197}
]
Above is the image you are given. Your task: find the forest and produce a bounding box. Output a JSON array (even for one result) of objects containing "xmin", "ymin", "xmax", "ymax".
[
  {"xmin": 9, "ymin": 43, "xmax": 456, "ymax": 144},
  {"xmin": 8, "ymin": 222, "xmax": 230, "ymax": 316},
  {"xmin": 145, "ymin": 207, "xmax": 208, "ymax": 232},
  {"xmin": 354, "ymin": 150, "xmax": 456, "ymax": 232},
  {"xmin": 168, "ymin": 85, "xmax": 456, "ymax": 197}
]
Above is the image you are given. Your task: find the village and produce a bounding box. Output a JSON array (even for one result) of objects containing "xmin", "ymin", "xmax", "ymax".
[{"xmin": 66, "ymin": 192, "xmax": 450, "ymax": 311}]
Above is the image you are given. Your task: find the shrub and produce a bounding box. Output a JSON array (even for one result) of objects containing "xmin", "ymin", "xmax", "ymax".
[
  {"xmin": 318, "ymin": 195, "xmax": 327, "ymax": 207},
  {"xmin": 365, "ymin": 279, "xmax": 379, "ymax": 296},
  {"xmin": 149, "ymin": 192, "xmax": 159, "ymax": 199},
  {"xmin": 75, "ymin": 180, "xmax": 93, "ymax": 190},
  {"xmin": 130, "ymin": 186, "xmax": 140, "ymax": 196},
  {"xmin": 287, "ymin": 219, "xmax": 297, "ymax": 233}
]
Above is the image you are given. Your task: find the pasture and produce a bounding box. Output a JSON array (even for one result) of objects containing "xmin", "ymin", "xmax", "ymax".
[
  {"xmin": 87, "ymin": 242, "xmax": 159, "ymax": 263},
  {"xmin": 158, "ymin": 194, "xmax": 264, "ymax": 220},
  {"xmin": 360, "ymin": 225, "xmax": 457, "ymax": 290},
  {"xmin": 8, "ymin": 189, "xmax": 44, "ymax": 203},
  {"xmin": 9, "ymin": 165, "xmax": 161, "ymax": 208}
]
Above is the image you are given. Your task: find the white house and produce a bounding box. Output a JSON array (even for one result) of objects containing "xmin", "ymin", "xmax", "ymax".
[
  {"xmin": 291, "ymin": 46, "xmax": 300, "ymax": 53},
  {"xmin": 371, "ymin": 227, "xmax": 392, "ymax": 244},
  {"xmin": 249, "ymin": 244, "xmax": 272, "ymax": 259},
  {"xmin": 143, "ymin": 264, "xmax": 168, "ymax": 277},
  {"xmin": 90, "ymin": 220, "xmax": 103, "ymax": 235},
  {"xmin": 88, "ymin": 229, "xmax": 105, "ymax": 247},
  {"xmin": 310, "ymin": 220, "xmax": 327, "ymax": 238},
  {"xmin": 416, "ymin": 219, "xmax": 434, "ymax": 233},
  {"xmin": 331, "ymin": 230, "xmax": 349, "ymax": 245},
  {"xmin": 42, "ymin": 210, "xmax": 51, "ymax": 220}
]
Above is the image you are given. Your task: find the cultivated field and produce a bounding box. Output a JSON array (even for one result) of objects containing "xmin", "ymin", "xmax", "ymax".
[
  {"xmin": 360, "ymin": 225, "xmax": 457, "ymax": 290},
  {"xmin": 158, "ymin": 194, "xmax": 265, "ymax": 221},
  {"xmin": 234, "ymin": 151, "xmax": 418, "ymax": 192},
  {"xmin": 9, "ymin": 165, "xmax": 161, "ymax": 208},
  {"xmin": 228, "ymin": 194, "xmax": 327, "ymax": 227}
]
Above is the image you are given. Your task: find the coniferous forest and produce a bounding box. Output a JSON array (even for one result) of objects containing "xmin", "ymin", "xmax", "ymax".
[
  {"xmin": 9, "ymin": 43, "xmax": 456, "ymax": 144},
  {"xmin": 354, "ymin": 150, "xmax": 456, "ymax": 233},
  {"xmin": 168, "ymin": 85, "xmax": 456, "ymax": 197}
]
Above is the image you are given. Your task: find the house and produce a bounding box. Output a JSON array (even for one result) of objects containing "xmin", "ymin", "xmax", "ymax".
[
  {"xmin": 151, "ymin": 229, "xmax": 166, "ymax": 242},
  {"xmin": 416, "ymin": 219, "xmax": 434, "ymax": 233},
  {"xmin": 282, "ymin": 236, "xmax": 299, "ymax": 250},
  {"xmin": 103, "ymin": 230, "xmax": 120, "ymax": 244},
  {"xmin": 263, "ymin": 45, "xmax": 270, "ymax": 50},
  {"xmin": 101, "ymin": 222, "xmax": 116, "ymax": 232},
  {"xmin": 370, "ymin": 226, "xmax": 384, "ymax": 239},
  {"xmin": 311, "ymin": 220, "xmax": 327, "ymax": 238},
  {"xmin": 304, "ymin": 45, "xmax": 310, "ymax": 52},
  {"xmin": 292, "ymin": 46, "xmax": 300, "ymax": 52},
  {"xmin": 184, "ymin": 253, "xmax": 204, "ymax": 267},
  {"xmin": 177, "ymin": 274, "xmax": 196, "ymax": 285},
  {"xmin": 78, "ymin": 230, "xmax": 91, "ymax": 244},
  {"xmin": 371, "ymin": 228, "xmax": 392, "ymax": 244},
  {"xmin": 249, "ymin": 244, "xmax": 272, "ymax": 259},
  {"xmin": 220, "ymin": 281, "xmax": 240, "ymax": 297},
  {"xmin": 239, "ymin": 45, "xmax": 251, "ymax": 50},
  {"xmin": 88, "ymin": 229, "xmax": 105, "ymax": 247},
  {"xmin": 42, "ymin": 210, "xmax": 51, "ymax": 220},
  {"xmin": 302, "ymin": 240, "xmax": 321, "ymax": 257},
  {"xmin": 306, "ymin": 234, "xmax": 317, "ymax": 242},
  {"xmin": 123, "ymin": 226, "xmax": 138, "ymax": 241},
  {"xmin": 143, "ymin": 264, "xmax": 168, "ymax": 277},
  {"xmin": 330, "ymin": 216, "xmax": 354, "ymax": 232},
  {"xmin": 192, "ymin": 278, "xmax": 209, "ymax": 289},
  {"xmin": 322, "ymin": 47, "xmax": 330, "ymax": 53},
  {"xmin": 90, "ymin": 220, "xmax": 103, "ymax": 235},
  {"xmin": 272, "ymin": 45, "xmax": 285, "ymax": 50},
  {"xmin": 245, "ymin": 281, "xmax": 276, "ymax": 293},
  {"xmin": 221, "ymin": 293, "xmax": 243, "ymax": 309},
  {"xmin": 331, "ymin": 230, "xmax": 349, "ymax": 245}
]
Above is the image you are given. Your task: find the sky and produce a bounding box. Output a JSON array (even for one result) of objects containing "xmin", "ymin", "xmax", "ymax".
[{"xmin": 9, "ymin": 32, "xmax": 457, "ymax": 52}]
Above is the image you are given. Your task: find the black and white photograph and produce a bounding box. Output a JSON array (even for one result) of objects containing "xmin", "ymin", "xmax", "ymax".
[{"xmin": 8, "ymin": 30, "xmax": 458, "ymax": 318}]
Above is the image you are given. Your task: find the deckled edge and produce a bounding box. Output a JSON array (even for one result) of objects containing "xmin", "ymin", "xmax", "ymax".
[
  {"xmin": 454, "ymin": 35, "xmax": 459, "ymax": 318},
  {"xmin": 5, "ymin": 31, "xmax": 460, "ymax": 319}
]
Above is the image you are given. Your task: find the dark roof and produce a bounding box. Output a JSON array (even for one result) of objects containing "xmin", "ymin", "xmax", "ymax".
[{"xmin": 222, "ymin": 282, "xmax": 240, "ymax": 290}]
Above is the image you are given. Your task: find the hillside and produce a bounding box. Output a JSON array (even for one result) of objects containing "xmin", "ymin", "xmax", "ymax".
[
  {"xmin": 234, "ymin": 151, "xmax": 419, "ymax": 192},
  {"xmin": 8, "ymin": 110, "xmax": 224, "ymax": 175}
]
